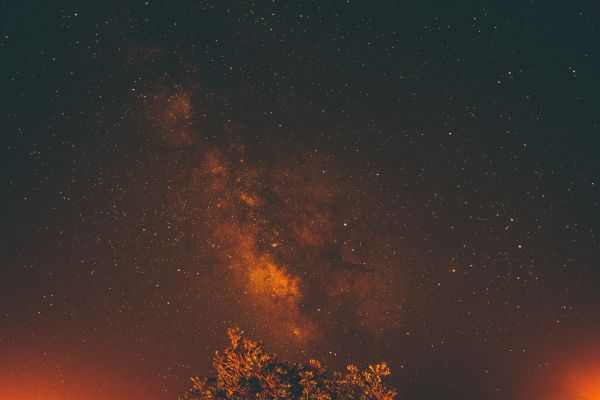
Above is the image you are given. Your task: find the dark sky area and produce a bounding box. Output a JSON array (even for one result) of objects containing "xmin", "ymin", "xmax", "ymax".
[{"xmin": 1, "ymin": 1, "xmax": 600, "ymax": 399}]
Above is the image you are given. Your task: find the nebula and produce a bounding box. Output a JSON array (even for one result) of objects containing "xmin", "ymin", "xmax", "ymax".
[
  {"xmin": 159, "ymin": 138, "xmax": 405, "ymax": 349},
  {"xmin": 126, "ymin": 75, "xmax": 408, "ymax": 350}
]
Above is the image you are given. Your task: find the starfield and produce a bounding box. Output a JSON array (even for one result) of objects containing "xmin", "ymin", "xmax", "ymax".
[{"xmin": 1, "ymin": 2, "xmax": 599, "ymax": 399}]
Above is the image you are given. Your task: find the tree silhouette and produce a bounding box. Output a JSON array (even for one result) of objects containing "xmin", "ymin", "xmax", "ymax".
[{"xmin": 180, "ymin": 328, "xmax": 398, "ymax": 400}]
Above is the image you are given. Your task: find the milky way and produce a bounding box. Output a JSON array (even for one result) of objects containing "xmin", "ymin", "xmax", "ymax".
[{"xmin": 2, "ymin": 2, "xmax": 600, "ymax": 400}]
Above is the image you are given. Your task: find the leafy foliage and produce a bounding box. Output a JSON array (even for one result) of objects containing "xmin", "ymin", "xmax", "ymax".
[{"xmin": 180, "ymin": 328, "xmax": 398, "ymax": 400}]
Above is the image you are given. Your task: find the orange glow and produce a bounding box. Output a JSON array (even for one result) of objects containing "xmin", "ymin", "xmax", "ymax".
[
  {"xmin": 238, "ymin": 192, "xmax": 259, "ymax": 207},
  {"xmin": 192, "ymin": 150, "xmax": 317, "ymax": 343},
  {"xmin": 564, "ymin": 365, "xmax": 600, "ymax": 400},
  {"xmin": 173, "ymin": 146, "xmax": 397, "ymax": 346},
  {"xmin": 139, "ymin": 85, "xmax": 197, "ymax": 148},
  {"xmin": 248, "ymin": 260, "xmax": 300, "ymax": 299},
  {"xmin": 0, "ymin": 350, "xmax": 154, "ymax": 400},
  {"xmin": 530, "ymin": 354, "xmax": 600, "ymax": 400}
]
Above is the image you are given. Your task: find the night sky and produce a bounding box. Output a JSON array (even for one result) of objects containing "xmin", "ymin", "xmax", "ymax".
[{"xmin": 2, "ymin": 1, "xmax": 600, "ymax": 399}]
